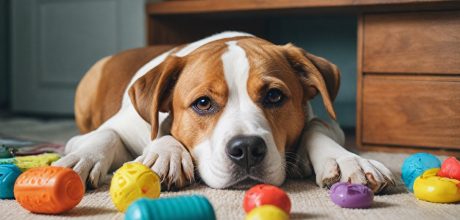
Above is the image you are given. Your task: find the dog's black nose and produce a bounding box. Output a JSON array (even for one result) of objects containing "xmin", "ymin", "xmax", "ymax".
[{"xmin": 226, "ymin": 135, "xmax": 267, "ymax": 169}]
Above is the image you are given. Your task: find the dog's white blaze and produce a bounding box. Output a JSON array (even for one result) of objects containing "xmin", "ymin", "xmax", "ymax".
[
  {"xmin": 218, "ymin": 41, "xmax": 268, "ymax": 138},
  {"xmin": 193, "ymin": 41, "xmax": 285, "ymax": 188}
]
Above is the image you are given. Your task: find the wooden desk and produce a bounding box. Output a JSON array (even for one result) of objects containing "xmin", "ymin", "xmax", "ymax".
[{"xmin": 146, "ymin": 0, "xmax": 460, "ymax": 156}]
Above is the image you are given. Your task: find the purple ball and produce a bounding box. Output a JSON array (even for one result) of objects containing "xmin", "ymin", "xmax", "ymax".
[{"xmin": 329, "ymin": 182, "xmax": 374, "ymax": 209}]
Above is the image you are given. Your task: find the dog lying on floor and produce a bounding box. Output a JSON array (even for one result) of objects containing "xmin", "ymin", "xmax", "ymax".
[{"xmin": 53, "ymin": 32, "xmax": 395, "ymax": 192}]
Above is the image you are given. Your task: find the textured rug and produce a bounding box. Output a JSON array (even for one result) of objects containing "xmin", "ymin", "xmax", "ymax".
[{"xmin": 0, "ymin": 117, "xmax": 458, "ymax": 220}]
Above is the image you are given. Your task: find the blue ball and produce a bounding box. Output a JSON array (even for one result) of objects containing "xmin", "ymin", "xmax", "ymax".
[
  {"xmin": 401, "ymin": 153, "xmax": 441, "ymax": 192},
  {"xmin": 0, "ymin": 164, "xmax": 22, "ymax": 199}
]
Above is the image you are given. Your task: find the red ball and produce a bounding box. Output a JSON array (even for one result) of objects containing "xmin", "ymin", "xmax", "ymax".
[
  {"xmin": 243, "ymin": 184, "xmax": 291, "ymax": 214},
  {"xmin": 438, "ymin": 157, "xmax": 460, "ymax": 181}
]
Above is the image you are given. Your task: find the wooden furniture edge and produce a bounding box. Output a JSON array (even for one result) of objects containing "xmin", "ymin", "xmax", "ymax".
[
  {"xmin": 356, "ymin": 14, "xmax": 364, "ymax": 152},
  {"xmin": 147, "ymin": 0, "xmax": 460, "ymax": 15},
  {"xmin": 357, "ymin": 144, "xmax": 460, "ymax": 157}
]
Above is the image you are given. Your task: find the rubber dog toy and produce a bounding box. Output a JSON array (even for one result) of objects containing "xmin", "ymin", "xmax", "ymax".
[
  {"xmin": 0, "ymin": 146, "xmax": 15, "ymax": 158},
  {"xmin": 245, "ymin": 205, "xmax": 289, "ymax": 220},
  {"xmin": 0, "ymin": 157, "xmax": 16, "ymax": 164},
  {"xmin": 125, "ymin": 195, "xmax": 216, "ymax": 220},
  {"xmin": 0, "ymin": 153, "xmax": 60, "ymax": 171},
  {"xmin": 243, "ymin": 184, "xmax": 291, "ymax": 214},
  {"xmin": 0, "ymin": 164, "xmax": 22, "ymax": 199},
  {"xmin": 437, "ymin": 157, "xmax": 460, "ymax": 181},
  {"xmin": 110, "ymin": 163, "xmax": 161, "ymax": 212},
  {"xmin": 413, "ymin": 168, "xmax": 460, "ymax": 203},
  {"xmin": 14, "ymin": 166, "xmax": 84, "ymax": 214},
  {"xmin": 329, "ymin": 182, "xmax": 374, "ymax": 209},
  {"xmin": 401, "ymin": 153, "xmax": 441, "ymax": 192}
]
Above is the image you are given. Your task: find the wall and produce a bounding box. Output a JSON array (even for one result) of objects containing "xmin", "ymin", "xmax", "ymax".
[
  {"xmin": 0, "ymin": 0, "xmax": 8, "ymax": 108},
  {"xmin": 10, "ymin": 0, "xmax": 145, "ymax": 114},
  {"xmin": 268, "ymin": 15, "xmax": 357, "ymax": 127}
]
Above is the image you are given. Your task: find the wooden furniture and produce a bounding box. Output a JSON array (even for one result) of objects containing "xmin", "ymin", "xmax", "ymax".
[
  {"xmin": 357, "ymin": 11, "xmax": 460, "ymax": 156},
  {"xmin": 146, "ymin": 0, "xmax": 460, "ymax": 156}
]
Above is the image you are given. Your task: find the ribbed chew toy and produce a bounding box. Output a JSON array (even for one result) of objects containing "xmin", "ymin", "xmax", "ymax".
[
  {"xmin": 14, "ymin": 166, "xmax": 84, "ymax": 214},
  {"xmin": 125, "ymin": 195, "xmax": 216, "ymax": 220}
]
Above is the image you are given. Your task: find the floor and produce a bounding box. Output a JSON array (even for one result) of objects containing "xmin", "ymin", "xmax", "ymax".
[{"xmin": 0, "ymin": 116, "xmax": 458, "ymax": 220}]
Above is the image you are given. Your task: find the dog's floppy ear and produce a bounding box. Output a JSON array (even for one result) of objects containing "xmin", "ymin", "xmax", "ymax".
[
  {"xmin": 281, "ymin": 43, "xmax": 340, "ymax": 120},
  {"xmin": 129, "ymin": 55, "xmax": 184, "ymax": 139}
]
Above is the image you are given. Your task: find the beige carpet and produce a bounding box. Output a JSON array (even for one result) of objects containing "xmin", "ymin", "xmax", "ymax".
[{"xmin": 0, "ymin": 117, "xmax": 459, "ymax": 220}]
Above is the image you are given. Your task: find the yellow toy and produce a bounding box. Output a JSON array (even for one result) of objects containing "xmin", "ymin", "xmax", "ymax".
[
  {"xmin": 0, "ymin": 153, "xmax": 60, "ymax": 171},
  {"xmin": 110, "ymin": 163, "xmax": 161, "ymax": 212},
  {"xmin": 413, "ymin": 168, "xmax": 460, "ymax": 203},
  {"xmin": 245, "ymin": 205, "xmax": 289, "ymax": 220}
]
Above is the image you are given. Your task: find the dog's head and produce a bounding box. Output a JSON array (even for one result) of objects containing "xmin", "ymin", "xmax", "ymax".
[{"xmin": 129, "ymin": 36, "xmax": 340, "ymax": 188}]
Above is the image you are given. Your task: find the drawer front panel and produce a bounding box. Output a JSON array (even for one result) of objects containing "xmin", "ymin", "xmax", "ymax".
[
  {"xmin": 363, "ymin": 11, "xmax": 460, "ymax": 74},
  {"xmin": 362, "ymin": 75, "xmax": 460, "ymax": 149}
]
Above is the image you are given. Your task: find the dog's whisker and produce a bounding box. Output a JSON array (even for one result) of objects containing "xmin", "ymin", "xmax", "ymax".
[{"xmin": 284, "ymin": 158, "xmax": 305, "ymax": 177}]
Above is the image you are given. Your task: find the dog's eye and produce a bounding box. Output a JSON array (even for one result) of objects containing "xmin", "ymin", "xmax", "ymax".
[
  {"xmin": 192, "ymin": 96, "xmax": 216, "ymax": 115},
  {"xmin": 263, "ymin": 88, "xmax": 285, "ymax": 107}
]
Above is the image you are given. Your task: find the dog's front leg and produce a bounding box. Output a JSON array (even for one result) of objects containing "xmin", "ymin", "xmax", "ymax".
[
  {"xmin": 134, "ymin": 135, "xmax": 194, "ymax": 190},
  {"xmin": 298, "ymin": 118, "xmax": 395, "ymax": 193},
  {"xmin": 53, "ymin": 129, "xmax": 133, "ymax": 188}
]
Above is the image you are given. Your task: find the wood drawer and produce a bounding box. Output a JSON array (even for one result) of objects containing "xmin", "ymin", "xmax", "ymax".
[
  {"xmin": 363, "ymin": 11, "xmax": 460, "ymax": 74},
  {"xmin": 362, "ymin": 75, "xmax": 460, "ymax": 149}
]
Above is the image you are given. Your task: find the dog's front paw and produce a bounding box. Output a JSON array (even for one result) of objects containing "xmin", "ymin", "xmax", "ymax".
[
  {"xmin": 52, "ymin": 130, "xmax": 123, "ymax": 189},
  {"xmin": 135, "ymin": 135, "xmax": 194, "ymax": 190},
  {"xmin": 317, "ymin": 156, "xmax": 395, "ymax": 193},
  {"xmin": 53, "ymin": 151, "xmax": 112, "ymax": 188}
]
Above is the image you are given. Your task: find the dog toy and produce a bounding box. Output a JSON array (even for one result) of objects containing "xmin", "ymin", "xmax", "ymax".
[
  {"xmin": 245, "ymin": 205, "xmax": 289, "ymax": 220},
  {"xmin": 0, "ymin": 146, "xmax": 15, "ymax": 158},
  {"xmin": 243, "ymin": 184, "xmax": 291, "ymax": 214},
  {"xmin": 437, "ymin": 157, "xmax": 460, "ymax": 181},
  {"xmin": 329, "ymin": 182, "xmax": 374, "ymax": 209},
  {"xmin": 125, "ymin": 195, "xmax": 216, "ymax": 220},
  {"xmin": 0, "ymin": 164, "xmax": 22, "ymax": 199},
  {"xmin": 110, "ymin": 162, "xmax": 161, "ymax": 212},
  {"xmin": 0, "ymin": 153, "xmax": 60, "ymax": 171},
  {"xmin": 401, "ymin": 152, "xmax": 441, "ymax": 192},
  {"xmin": 413, "ymin": 168, "xmax": 460, "ymax": 203},
  {"xmin": 14, "ymin": 166, "xmax": 84, "ymax": 214}
]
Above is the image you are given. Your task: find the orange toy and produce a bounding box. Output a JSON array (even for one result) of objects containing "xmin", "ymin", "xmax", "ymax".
[{"xmin": 14, "ymin": 166, "xmax": 84, "ymax": 214}]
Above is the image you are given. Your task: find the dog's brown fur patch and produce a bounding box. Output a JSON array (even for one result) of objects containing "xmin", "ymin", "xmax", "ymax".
[
  {"xmin": 75, "ymin": 46, "xmax": 176, "ymax": 133},
  {"xmin": 169, "ymin": 42, "xmax": 230, "ymax": 150}
]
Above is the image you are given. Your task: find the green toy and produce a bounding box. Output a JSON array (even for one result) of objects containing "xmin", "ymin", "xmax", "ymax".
[{"xmin": 0, "ymin": 153, "xmax": 60, "ymax": 171}]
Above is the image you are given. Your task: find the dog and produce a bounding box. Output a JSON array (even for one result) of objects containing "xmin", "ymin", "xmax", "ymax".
[{"xmin": 53, "ymin": 32, "xmax": 395, "ymax": 192}]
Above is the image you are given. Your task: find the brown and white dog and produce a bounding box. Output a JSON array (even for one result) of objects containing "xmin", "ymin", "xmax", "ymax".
[{"xmin": 53, "ymin": 32, "xmax": 395, "ymax": 192}]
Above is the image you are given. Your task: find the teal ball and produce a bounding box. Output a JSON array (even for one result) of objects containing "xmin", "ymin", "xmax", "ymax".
[{"xmin": 401, "ymin": 153, "xmax": 441, "ymax": 192}]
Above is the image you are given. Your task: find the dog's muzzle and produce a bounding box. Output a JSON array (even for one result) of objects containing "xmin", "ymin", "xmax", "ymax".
[{"xmin": 225, "ymin": 135, "xmax": 267, "ymax": 171}]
